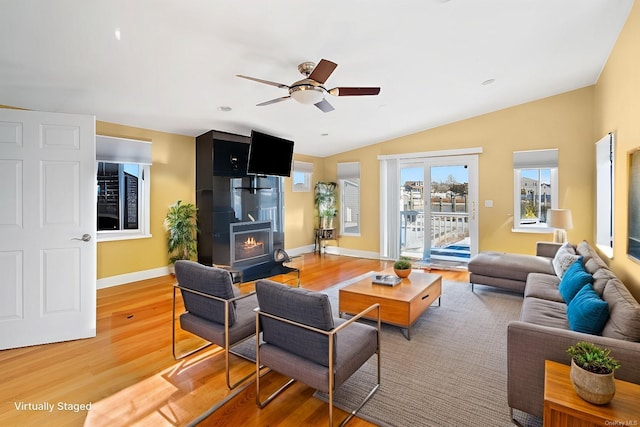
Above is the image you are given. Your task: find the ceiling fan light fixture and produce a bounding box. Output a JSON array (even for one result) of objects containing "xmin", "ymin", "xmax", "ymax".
[{"xmin": 290, "ymin": 85, "xmax": 325, "ymax": 105}]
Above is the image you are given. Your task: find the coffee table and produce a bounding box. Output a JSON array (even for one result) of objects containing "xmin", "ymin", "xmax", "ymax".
[{"xmin": 338, "ymin": 269, "xmax": 442, "ymax": 340}]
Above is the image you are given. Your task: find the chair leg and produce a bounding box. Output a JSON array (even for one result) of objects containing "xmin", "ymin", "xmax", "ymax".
[
  {"xmin": 255, "ymin": 332, "xmax": 295, "ymax": 407},
  {"xmin": 225, "ymin": 341, "xmax": 257, "ymax": 390},
  {"xmin": 335, "ymin": 351, "xmax": 381, "ymax": 427},
  {"xmin": 173, "ymin": 287, "xmax": 253, "ymax": 389},
  {"xmin": 172, "ymin": 287, "xmax": 213, "ymax": 360}
]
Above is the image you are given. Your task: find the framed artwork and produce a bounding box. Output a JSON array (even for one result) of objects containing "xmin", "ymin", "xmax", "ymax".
[{"xmin": 629, "ymin": 149, "xmax": 640, "ymax": 262}]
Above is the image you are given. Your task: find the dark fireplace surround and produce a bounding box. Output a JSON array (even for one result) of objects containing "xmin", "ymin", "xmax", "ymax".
[{"xmin": 196, "ymin": 130, "xmax": 285, "ymax": 279}]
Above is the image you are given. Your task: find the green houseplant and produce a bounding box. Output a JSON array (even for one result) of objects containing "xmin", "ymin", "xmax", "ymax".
[
  {"xmin": 567, "ymin": 341, "xmax": 620, "ymax": 405},
  {"xmin": 393, "ymin": 258, "xmax": 412, "ymax": 278},
  {"xmin": 314, "ymin": 181, "xmax": 337, "ymax": 229},
  {"xmin": 164, "ymin": 201, "xmax": 199, "ymax": 272}
]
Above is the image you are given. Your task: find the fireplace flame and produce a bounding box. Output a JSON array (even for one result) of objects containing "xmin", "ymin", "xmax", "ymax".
[{"xmin": 242, "ymin": 237, "xmax": 263, "ymax": 249}]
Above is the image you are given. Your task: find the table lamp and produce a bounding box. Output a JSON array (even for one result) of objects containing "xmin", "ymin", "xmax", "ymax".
[{"xmin": 547, "ymin": 209, "xmax": 573, "ymax": 243}]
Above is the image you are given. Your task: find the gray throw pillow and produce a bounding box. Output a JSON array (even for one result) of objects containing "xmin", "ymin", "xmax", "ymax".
[{"xmin": 552, "ymin": 242, "xmax": 580, "ymax": 278}]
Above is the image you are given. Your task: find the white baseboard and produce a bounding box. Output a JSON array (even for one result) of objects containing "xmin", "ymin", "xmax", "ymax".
[
  {"xmin": 97, "ymin": 266, "xmax": 170, "ymax": 289},
  {"xmin": 323, "ymin": 245, "xmax": 381, "ymax": 259},
  {"xmin": 285, "ymin": 245, "xmax": 315, "ymax": 257}
]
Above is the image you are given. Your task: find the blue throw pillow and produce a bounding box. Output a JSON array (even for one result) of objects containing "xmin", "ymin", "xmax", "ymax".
[
  {"xmin": 558, "ymin": 257, "xmax": 592, "ymax": 304},
  {"xmin": 567, "ymin": 284, "xmax": 610, "ymax": 335}
]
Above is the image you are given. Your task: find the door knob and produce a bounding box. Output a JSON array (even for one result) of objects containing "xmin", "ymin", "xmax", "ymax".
[{"xmin": 72, "ymin": 234, "xmax": 92, "ymax": 242}]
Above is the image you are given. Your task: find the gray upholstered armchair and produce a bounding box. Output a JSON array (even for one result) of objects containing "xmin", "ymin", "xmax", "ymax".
[
  {"xmin": 172, "ymin": 260, "xmax": 258, "ymax": 389},
  {"xmin": 254, "ymin": 279, "xmax": 380, "ymax": 427}
]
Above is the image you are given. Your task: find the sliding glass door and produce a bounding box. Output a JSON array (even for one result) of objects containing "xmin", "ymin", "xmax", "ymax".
[{"xmin": 399, "ymin": 156, "xmax": 477, "ymax": 268}]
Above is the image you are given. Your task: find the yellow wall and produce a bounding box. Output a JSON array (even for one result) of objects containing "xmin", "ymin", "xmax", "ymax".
[
  {"xmin": 284, "ymin": 154, "xmax": 325, "ymax": 249},
  {"xmin": 96, "ymin": 122, "xmax": 195, "ymax": 279},
  {"xmin": 594, "ymin": 0, "xmax": 640, "ymax": 298},
  {"xmin": 324, "ymin": 87, "xmax": 595, "ymax": 256}
]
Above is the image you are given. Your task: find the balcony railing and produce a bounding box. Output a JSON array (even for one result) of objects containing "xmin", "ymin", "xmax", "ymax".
[{"xmin": 400, "ymin": 210, "xmax": 469, "ymax": 257}]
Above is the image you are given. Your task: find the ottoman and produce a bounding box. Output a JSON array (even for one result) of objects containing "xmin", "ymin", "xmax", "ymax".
[{"xmin": 468, "ymin": 251, "xmax": 555, "ymax": 293}]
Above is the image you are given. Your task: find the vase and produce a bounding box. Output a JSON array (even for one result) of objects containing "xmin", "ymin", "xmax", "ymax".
[
  {"xmin": 394, "ymin": 268, "xmax": 411, "ymax": 278},
  {"xmin": 570, "ymin": 359, "xmax": 616, "ymax": 405}
]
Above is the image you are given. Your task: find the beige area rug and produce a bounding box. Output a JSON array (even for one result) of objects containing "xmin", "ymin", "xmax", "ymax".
[{"xmin": 314, "ymin": 272, "xmax": 543, "ymax": 427}]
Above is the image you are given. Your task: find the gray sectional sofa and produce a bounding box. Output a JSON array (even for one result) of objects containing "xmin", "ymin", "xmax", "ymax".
[{"xmin": 470, "ymin": 240, "xmax": 640, "ymax": 421}]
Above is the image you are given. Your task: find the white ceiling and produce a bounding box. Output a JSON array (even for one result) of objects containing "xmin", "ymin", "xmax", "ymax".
[{"xmin": 0, "ymin": 0, "xmax": 633, "ymax": 157}]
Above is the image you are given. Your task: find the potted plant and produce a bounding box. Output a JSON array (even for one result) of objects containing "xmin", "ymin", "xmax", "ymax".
[
  {"xmin": 164, "ymin": 200, "xmax": 198, "ymax": 274},
  {"xmin": 393, "ymin": 258, "xmax": 412, "ymax": 278},
  {"xmin": 566, "ymin": 341, "xmax": 620, "ymax": 405},
  {"xmin": 315, "ymin": 182, "xmax": 337, "ymax": 229}
]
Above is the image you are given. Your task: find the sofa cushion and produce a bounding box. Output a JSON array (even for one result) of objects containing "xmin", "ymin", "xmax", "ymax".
[
  {"xmin": 524, "ymin": 273, "xmax": 563, "ymax": 302},
  {"xmin": 520, "ymin": 297, "xmax": 569, "ymax": 329},
  {"xmin": 552, "ymin": 242, "xmax": 580, "ymax": 278},
  {"xmin": 592, "ymin": 268, "xmax": 616, "ymax": 297},
  {"xmin": 558, "ymin": 258, "xmax": 593, "ymax": 304},
  {"xmin": 601, "ymin": 278, "xmax": 640, "ymax": 342},
  {"xmin": 567, "ymin": 284, "xmax": 609, "ymax": 335},
  {"xmin": 575, "ymin": 239, "xmax": 606, "ymax": 266},
  {"xmin": 469, "ymin": 251, "xmax": 555, "ymax": 282}
]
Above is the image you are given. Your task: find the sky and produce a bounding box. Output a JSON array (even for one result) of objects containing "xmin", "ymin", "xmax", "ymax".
[{"xmin": 401, "ymin": 165, "xmax": 468, "ymax": 184}]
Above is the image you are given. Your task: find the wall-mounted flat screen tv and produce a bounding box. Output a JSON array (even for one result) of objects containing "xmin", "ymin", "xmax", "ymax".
[{"xmin": 247, "ymin": 130, "xmax": 294, "ymax": 177}]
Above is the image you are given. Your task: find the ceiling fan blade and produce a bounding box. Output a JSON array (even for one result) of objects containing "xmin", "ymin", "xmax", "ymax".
[
  {"xmin": 328, "ymin": 87, "xmax": 381, "ymax": 96},
  {"xmin": 236, "ymin": 74, "xmax": 289, "ymax": 89},
  {"xmin": 314, "ymin": 98, "xmax": 335, "ymax": 113},
  {"xmin": 308, "ymin": 59, "xmax": 338, "ymax": 84},
  {"xmin": 256, "ymin": 96, "xmax": 291, "ymax": 106}
]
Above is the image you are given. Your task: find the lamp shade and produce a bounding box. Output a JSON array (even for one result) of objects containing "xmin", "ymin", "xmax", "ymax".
[{"xmin": 547, "ymin": 209, "xmax": 573, "ymax": 230}]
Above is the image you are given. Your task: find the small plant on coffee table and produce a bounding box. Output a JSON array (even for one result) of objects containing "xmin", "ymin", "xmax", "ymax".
[{"xmin": 393, "ymin": 258, "xmax": 412, "ymax": 278}]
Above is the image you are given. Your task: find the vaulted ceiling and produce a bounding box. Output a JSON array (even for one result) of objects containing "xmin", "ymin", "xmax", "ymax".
[{"xmin": 0, "ymin": 0, "xmax": 633, "ymax": 157}]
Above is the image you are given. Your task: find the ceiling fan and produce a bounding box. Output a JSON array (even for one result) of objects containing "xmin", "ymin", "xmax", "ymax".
[{"xmin": 236, "ymin": 59, "xmax": 380, "ymax": 113}]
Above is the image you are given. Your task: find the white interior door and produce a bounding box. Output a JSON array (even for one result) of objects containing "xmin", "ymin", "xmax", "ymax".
[{"xmin": 0, "ymin": 109, "xmax": 96, "ymax": 350}]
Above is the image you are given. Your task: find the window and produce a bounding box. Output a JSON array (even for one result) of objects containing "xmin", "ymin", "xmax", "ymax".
[
  {"xmin": 596, "ymin": 133, "xmax": 614, "ymax": 258},
  {"xmin": 292, "ymin": 160, "xmax": 313, "ymax": 192},
  {"xmin": 96, "ymin": 135, "xmax": 152, "ymax": 241},
  {"xmin": 513, "ymin": 149, "xmax": 558, "ymax": 231},
  {"xmin": 338, "ymin": 162, "xmax": 360, "ymax": 235}
]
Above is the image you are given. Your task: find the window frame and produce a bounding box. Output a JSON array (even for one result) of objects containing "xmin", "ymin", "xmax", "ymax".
[
  {"xmin": 96, "ymin": 135, "xmax": 152, "ymax": 242},
  {"xmin": 338, "ymin": 162, "xmax": 361, "ymax": 236},
  {"xmin": 512, "ymin": 168, "xmax": 558, "ymax": 232},
  {"xmin": 595, "ymin": 133, "xmax": 614, "ymax": 258},
  {"xmin": 97, "ymin": 161, "xmax": 151, "ymax": 242},
  {"xmin": 292, "ymin": 160, "xmax": 313, "ymax": 193}
]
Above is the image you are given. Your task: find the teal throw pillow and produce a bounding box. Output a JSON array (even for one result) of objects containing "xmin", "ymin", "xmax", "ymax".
[
  {"xmin": 567, "ymin": 284, "xmax": 610, "ymax": 335},
  {"xmin": 558, "ymin": 257, "xmax": 592, "ymax": 304}
]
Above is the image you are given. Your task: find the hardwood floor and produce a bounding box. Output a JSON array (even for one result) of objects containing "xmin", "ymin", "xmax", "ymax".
[{"xmin": 0, "ymin": 253, "xmax": 469, "ymax": 427}]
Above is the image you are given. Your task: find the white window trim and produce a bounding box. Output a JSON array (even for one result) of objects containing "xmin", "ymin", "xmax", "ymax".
[
  {"xmin": 96, "ymin": 135, "xmax": 152, "ymax": 242},
  {"xmin": 512, "ymin": 167, "xmax": 557, "ymax": 233},
  {"xmin": 595, "ymin": 133, "xmax": 614, "ymax": 259},
  {"xmin": 292, "ymin": 160, "xmax": 313, "ymax": 192},
  {"xmin": 97, "ymin": 163, "xmax": 151, "ymax": 242},
  {"xmin": 340, "ymin": 178, "xmax": 361, "ymax": 236},
  {"xmin": 338, "ymin": 162, "xmax": 361, "ymax": 237}
]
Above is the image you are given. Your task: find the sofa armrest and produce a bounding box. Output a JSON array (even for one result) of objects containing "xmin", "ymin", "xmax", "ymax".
[
  {"xmin": 507, "ymin": 321, "xmax": 640, "ymax": 418},
  {"xmin": 535, "ymin": 241, "xmax": 562, "ymax": 258}
]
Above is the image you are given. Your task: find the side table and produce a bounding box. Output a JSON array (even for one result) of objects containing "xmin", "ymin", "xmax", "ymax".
[
  {"xmin": 543, "ymin": 360, "xmax": 640, "ymax": 427},
  {"xmin": 314, "ymin": 228, "xmax": 336, "ymax": 253}
]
